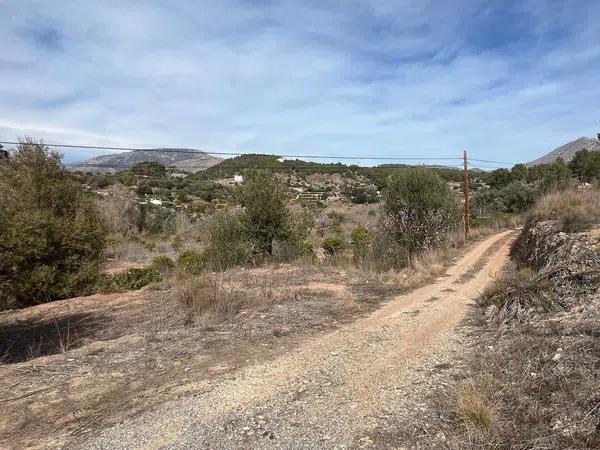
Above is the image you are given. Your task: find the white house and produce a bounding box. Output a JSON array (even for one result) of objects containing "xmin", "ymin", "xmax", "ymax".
[
  {"xmin": 149, "ymin": 198, "xmax": 163, "ymax": 206},
  {"xmin": 233, "ymin": 175, "xmax": 244, "ymax": 183}
]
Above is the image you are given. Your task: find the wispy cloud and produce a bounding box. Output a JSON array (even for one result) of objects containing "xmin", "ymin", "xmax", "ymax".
[{"xmin": 1, "ymin": 0, "xmax": 599, "ymax": 164}]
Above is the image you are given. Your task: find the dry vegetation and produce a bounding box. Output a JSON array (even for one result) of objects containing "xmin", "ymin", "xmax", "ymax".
[
  {"xmin": 532, "ymin": 187, "xmax": 600, "ymax": 231},
  {"xmin": 0, "ymin": 219, "xmax": 507, "ymax": 449},
  {"xmin": 379, "ymin": 189, "xmax": 600, "ymax": 449},
  {"xmin": 0, "ymin": 243, "xmax": 475, "ymax": 449}
]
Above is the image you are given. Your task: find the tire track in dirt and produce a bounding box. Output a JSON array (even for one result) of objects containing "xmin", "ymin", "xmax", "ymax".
[{"xmin": 80, "ymin": 229, "xmax": 517, "ymax": 450}]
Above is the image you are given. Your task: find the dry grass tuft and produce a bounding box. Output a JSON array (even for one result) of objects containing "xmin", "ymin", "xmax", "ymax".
[
  {"xmin": 455, "ymin": 382, "xmax": 495, "ymax": 431},
  {"xmin": 107, "ymin": 239, "xmax": 155, "ymax": 263},
  {"xmin": 374, "ymin": 246, "xmax": 452, "ymax": 290},
  {"xmin": 339, "ymin": 295, "xmax": 363, "ymax": 312},
  {"xmin": 532, "ymin": 188, "xmax": 600, "ymax": 231},
  {"xmin": 170, "ymin": 272, "xmax": 306, "ymax": 323},
  {"xmin": 171, "ymin": 275, "xmax": 240, "ymax": 321},
  {"xmin": 411, "ymin": 247, "xmax": 448, "ymax": 276},
  {"xmin": 479, "ymin": 270, "xmax": 563, "ymax": 323}
]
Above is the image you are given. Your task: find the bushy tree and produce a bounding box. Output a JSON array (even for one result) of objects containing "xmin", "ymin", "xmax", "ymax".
[
  {"xmin": 382, "ymin": 168, "xmax": 458, "ymax": 256},
  {"xmin": 487, "ymin": 168, "xmax": 515, "ymax": 189},
  {"xmin": 235, "ymin": 171, "xmax": 291, "ymax": 255},
  {"xmin": 131, "ymin": 161, "xmax": 166, "ymax": 177},
  {"xmin": 569, "ymin": 149, "xmax": 600, "ymax": 182},
  {"xmin": 510, "ymin": 163, "xmax": 528, "ymax": 181},
  {"xmin": 473, "ymin": 181, "xmax": 536, "ymax": 215},
  {"xmin": 136, "ymin": 181, "xmax": 152, "ymax": 196},
  {"xmin": 0, "ymin": 140, "xmax": 107, "ymax": 308},
  {"xmin": 527, "ymin": 159, "xmax": 572, "ymax": 190},
  {"xmin": 345, "ymin": 186, "xmax": 378, "ymax": 204}
]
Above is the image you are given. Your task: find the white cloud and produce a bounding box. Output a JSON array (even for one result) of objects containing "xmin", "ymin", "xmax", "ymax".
[{"xmin": 0, "ymin": 0, "xmax": 599, "ymax": 165}]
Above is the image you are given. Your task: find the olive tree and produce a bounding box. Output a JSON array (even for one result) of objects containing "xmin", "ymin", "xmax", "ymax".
[{"xmin": 235, "ymin": 171, "xmax": 291, "ymax": 256}]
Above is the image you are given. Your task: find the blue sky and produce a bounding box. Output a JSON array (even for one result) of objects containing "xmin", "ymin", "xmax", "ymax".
[{"xmin": 1, "ymin": 1, "xmax": 599, "ymax": 166}]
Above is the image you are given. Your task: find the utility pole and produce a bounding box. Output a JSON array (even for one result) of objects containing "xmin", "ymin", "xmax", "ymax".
[{"xmin": 463, "ymin": 150, "xmax": 470, "ymax": 241}]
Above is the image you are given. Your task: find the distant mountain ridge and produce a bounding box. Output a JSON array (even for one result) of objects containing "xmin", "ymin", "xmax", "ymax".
[
  {"xmin": 66, "ymin": 148, "xmax": 222, "ymax": 173},
  {"xmin": 527, "ymin": 136, "xmax": 600, "ymax": 166}
]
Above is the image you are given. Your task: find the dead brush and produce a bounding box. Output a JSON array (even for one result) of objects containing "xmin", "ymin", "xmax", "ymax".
[
  {"xmin": 376, "ymin": 246, "xmax": 450, "ymax": 289},
  {"xmin": 532, "ymin": 188, "xmax": 600, "ymax": 232},
  {"xmin": 411, "ymin": 247, "xmax": 448, "ymax": 276},
  {"xmin": 479, "ymin": 270, "xmax": 564, "ymax": 323},
  {"xmin": 171, "ymin": 274, "xmax": 306, "ymax": 323},
  {"xmin": 455, "ymin": 382, "xmax": 495, "ymax": 431},
  {"xmin": 171, "ymin": 274, "xmax": 240, "ymax": 321},
  {"xmin": 339, "ymin": 295, "xmax": 362, "ymax": 312}
]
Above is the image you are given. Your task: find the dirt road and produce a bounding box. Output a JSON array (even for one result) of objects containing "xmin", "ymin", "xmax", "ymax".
[{"xmin": 81, "ymin": 230, "xmax": 516, "ymax": 450}]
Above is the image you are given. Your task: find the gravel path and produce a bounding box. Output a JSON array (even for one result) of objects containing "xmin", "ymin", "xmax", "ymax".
[{"xmin": 79, "ymin": 230, "xmax": 515, "ymax": 450}]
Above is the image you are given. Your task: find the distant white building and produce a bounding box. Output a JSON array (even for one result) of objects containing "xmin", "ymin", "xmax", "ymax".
[
  {"xmin": 149, "ymin": 198, "xmax": 163, "ymax": 206},
  {"xmin": 233, "ymin": 175, "xmax": 244, "ymax": 183}
]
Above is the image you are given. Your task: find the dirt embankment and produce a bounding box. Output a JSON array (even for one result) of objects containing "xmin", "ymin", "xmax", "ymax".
[{"xmin": 511, "ymin": 218, "xmax": 600, "ymax": 276}]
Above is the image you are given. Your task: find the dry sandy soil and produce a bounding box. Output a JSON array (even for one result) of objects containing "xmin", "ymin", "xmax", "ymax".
[{"xmin": 0, "ymin": 229, "xmax": 516, "ymax": 449}]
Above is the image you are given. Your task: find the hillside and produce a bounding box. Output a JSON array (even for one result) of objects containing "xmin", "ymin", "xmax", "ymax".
[
  {"xmin": 66, "ymin": 148, "xmax": 222, "ymax": 173},
  {"xmin": 527, "ymin": 136, "xmax": 600, "ymax": 166}
]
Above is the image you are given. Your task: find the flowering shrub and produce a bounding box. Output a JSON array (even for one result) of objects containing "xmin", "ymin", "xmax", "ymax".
[{"xmin": 382, "ymin": 168, "xmax": 458, "ymax": 256}]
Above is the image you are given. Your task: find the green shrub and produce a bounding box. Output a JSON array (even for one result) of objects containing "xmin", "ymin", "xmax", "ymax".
[
  {"xmin": 131, "ymin": 162, "xmax": 166, "ymax": 177},
  {"xmin": 345, "ymin": 186, "xmax": 378, "ymax": 204},
  {"xmin": 205, "ymin": 209, "xmax": 253, "ymax": 270},
  {"xmin": 322, "ymin": 237, "xmax": 347, "ymax": 256},
  {"xmin": 111, "ymin": 267, "xmax": 161, "ymax": 290},
  {"xmin": 300, "ymin": 242, "xmax": 314, "ymax": 257},
  {"xmin": 143, "ymin": 239, "xmax": 157, "ymax": 251},
  {"xmin": 137, "ymin": 204, "xmax": 175, "ymax": 234},
  {"xmin": 473, "ymin": 181, "xmax": 536, "ymax": 215},
  {"xmin": 0, "ymin": 140, "xmax": 107, "ymax": 309},
  {"xmin": 151, "ymin": 255, "xmax": 176, "ymax": 276},
  {"xmin": 330, "ymin": 223, "xmax": 344, "ymax": 235},
  {"xmin": 177, "ymin": 250, "xmax": 207, "ymax": 275},
  {"xmin": 171, "ymin": 234, "xmax": 183, "ymax": 251},
  {"xmin": 350, "ymin": 226, "xmax": 371, "ymax": 262}
]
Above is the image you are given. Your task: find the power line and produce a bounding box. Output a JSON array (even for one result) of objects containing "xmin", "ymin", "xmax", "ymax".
[
  {"xmin": 469, "ymin": 157, "xmax": 516, "ymax": 165},
  {"xmin": 0, "ymin": 159, "xmax": 466, "ymax": 171},
  {"xmin": 0, "ymin": 141, "xmax": 463, "ymax": 162},
  {"xmin": 0, "ymin": 140, "xmax": 520, "ymax": 170}
]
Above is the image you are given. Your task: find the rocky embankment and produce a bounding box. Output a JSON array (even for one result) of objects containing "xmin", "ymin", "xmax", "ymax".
[{"xmin": 511, "ymin": 218, "xmax": 600, "ymax": 277}]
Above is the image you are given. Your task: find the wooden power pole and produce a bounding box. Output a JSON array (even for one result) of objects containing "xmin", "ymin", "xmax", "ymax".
[{"xmin": 463, "ymin": 150, "xmax": 470, "ymax": 241}]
